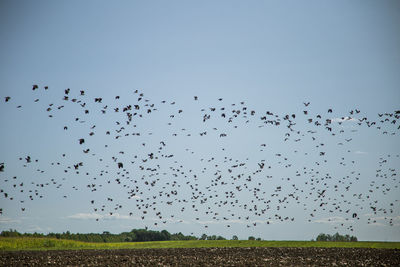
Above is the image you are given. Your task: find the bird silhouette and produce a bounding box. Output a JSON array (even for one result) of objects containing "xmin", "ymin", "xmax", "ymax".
[{"xmin": 0, "ymin": 84, "xmax": 399, "ymax": 235}]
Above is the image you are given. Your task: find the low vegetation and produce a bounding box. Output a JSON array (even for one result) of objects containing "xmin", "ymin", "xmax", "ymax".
[
  {"xmin": 1, "ymin": 237, "xmax": 399, "ymax": 251},
  {"xmin": 1, "ymin": 229, "xmax": 398, "ymax": 251}
]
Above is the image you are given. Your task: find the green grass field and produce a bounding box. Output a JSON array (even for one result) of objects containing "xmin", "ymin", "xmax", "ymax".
[{"xmin": 1, "ymin": 237, "xmax": 399, "ymax": 251}]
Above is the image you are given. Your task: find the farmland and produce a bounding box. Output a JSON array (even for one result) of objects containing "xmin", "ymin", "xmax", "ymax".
[
  {"xmin": 1, "ymin": 237, "xmax": 400, "ymax": 251},
  {"xmin": 1, "ymin": 247, "xmax": 400, "ymax": 266},
  {"xmin": 1, "ymin": 238, "xmax": 400, "ymax": 266}
]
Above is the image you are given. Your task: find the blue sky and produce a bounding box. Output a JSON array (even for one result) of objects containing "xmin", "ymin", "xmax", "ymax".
[{"xmin": 0, "ymin": 0, "xmax": 399, "ymax": 241}]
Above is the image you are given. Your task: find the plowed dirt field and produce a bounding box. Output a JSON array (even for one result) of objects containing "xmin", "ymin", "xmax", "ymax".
[{"xmin": 1, "ymin": 247, "xmax": 399, "ymax": 266}]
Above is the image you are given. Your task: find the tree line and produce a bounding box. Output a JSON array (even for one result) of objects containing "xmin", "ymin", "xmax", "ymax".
[
  {"xmin": 315, "ymin": 232, "xmax": 358, "ymax": 242},
  {"xmin": 0, "ymin": 229, "xmax": 265, "ymax": 242},
  {"xmin": 0, "ymin": 229, "xmax": 198, "ymax": 242},
  {"xmin": 0, "ymin": 229, "xmax": 356, "ymax": 242}
]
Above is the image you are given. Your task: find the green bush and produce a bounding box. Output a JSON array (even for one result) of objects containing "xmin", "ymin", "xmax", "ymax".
[{"xmin": 43, "ymin": 240, "xmax": 56, "ymax": 248}]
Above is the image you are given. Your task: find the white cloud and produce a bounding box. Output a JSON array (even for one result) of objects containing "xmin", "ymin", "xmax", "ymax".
[
  {"xmin": 168, "ymin": 218, "xmax": 190, "ymax": 224},
  {"xmin": 0, "ymin": 217, "xmax": 21, "ymax": 224},
  {"xmin": 67, "ymin": 212, "xmax": 155, "ymax": 221},
  {"xmin": 367, "ymin": 221, "xmax": 386, "ymax": 226},
  {"xmin": 197, "ymin": 220, "xmax": 218, "ymax": 225},
  {"xmin": 313, "ymin": 216, "xmax": 353, "ymax": 225},
  {"xmin": 331, "ymin": 117, "xmax": 357, "ymax": 123},
  {"xmin": 354, "ymin": 151, "xmax": 368, "ymax": 155},
  {"xmin": 363, "ymin": 213, "xmax": 374, "ymax": 217},
  {"xmin": 104, "ymin": 213, "xmax": 133, "ymax": 220},
  {"xmin": 196, "ymin": 219, "xmax": 273, "ymax": 225},
  {"xmin": 363, "ymin": 214, "xmax": 400, "ymax": 220},
  {"xmin": 26, "ymin": 225, "xmax": 53, "ymax": 233},
  {"xmin": 363, "ymin": 215, "xmax": 400, "ymax": 226},
  {"xmin": 68, "ymin": 212, "xmax": 135, "ymax": 220},
  {"xmin": 67, "ymin": 213, "xmax": 103, "ymax": 220},
  {"xmin": 67, "ymin": 213, "xmax": 199, "ymax": 223}
]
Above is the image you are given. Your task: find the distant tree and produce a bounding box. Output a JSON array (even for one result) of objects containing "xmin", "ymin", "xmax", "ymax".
[
  {"xmin": 350, "ymin": 236, "xmax": 358, "ymax": 242},
  {"xmin": 161, "ymin": 230, "xmax": 171, "ymax": 241},
  {"xmin": 248, "ymin": 236, "xmax": 255, "ymax": 241},
  {"xmin": 256, "ymin": 237, "xmax": 261, "ymax": 241},
  {"xmin": 316, "ymin": 233, "xmax": 357, "ymax": 242},
  {"xmin": 316, "ymin": 233, "xmax": 327, "ymax": 241},
  {"xmin": 207, "ymin": 235, "xmax": 217, "ymax": 240},
  {"xmin": 171, "ymin": 232, "xmax": 185, "ymax": 241},
  {"xmin": 0, "ymin": 229, "xmax": 21, "ymax": 237},
  {"xmin": 0, "ymin": 229, "xmax": 220, "ymax": 243},
  {"xmin": 124, "ymin": 236, "xmax": 134, "ymax": 242},
  {"xmin": 232, "ymin": 235, "xmax": 238, "ymax": 240},
  {"xmin": 32, "ymin": 232, "xmax": 43, "ymax": 238},
  {"xmin": 333, "ymin": 232, "xmax": 341, "ymax": 241}
]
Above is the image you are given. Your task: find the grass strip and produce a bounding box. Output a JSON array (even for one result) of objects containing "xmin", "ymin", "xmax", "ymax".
[{"xmin": 1, "ymin": 237, "xmax": 399, "ymax": 251}]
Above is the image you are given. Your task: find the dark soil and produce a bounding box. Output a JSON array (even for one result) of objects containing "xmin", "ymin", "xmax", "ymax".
[{"xmin": 1, "ymin": 247, "xmax": 399, "ymax": 266}]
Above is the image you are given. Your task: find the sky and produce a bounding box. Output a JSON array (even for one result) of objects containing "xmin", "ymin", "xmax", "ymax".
[{"xmin": 0, "ymin": 0, "xmax": 399, "ymax": 241}]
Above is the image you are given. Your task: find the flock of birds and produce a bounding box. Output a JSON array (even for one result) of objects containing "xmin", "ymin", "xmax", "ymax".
[{"xmin": 1, "ymin": 85, "xmax": 399, "ymax": 233}]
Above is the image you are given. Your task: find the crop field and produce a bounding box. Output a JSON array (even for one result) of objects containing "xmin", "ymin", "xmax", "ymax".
[
  {"xmin": 1, "ymin": 237, "xmax": 400, "ymax": 251},
  {"xmin": 1, "ymin": 238, "xmax": 400, "ymax": 266}
]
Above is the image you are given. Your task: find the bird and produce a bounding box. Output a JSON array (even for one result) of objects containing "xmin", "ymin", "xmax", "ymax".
[{"xmin": 0, "ymin": 83, "xmax": 398, "ymax": 237}]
